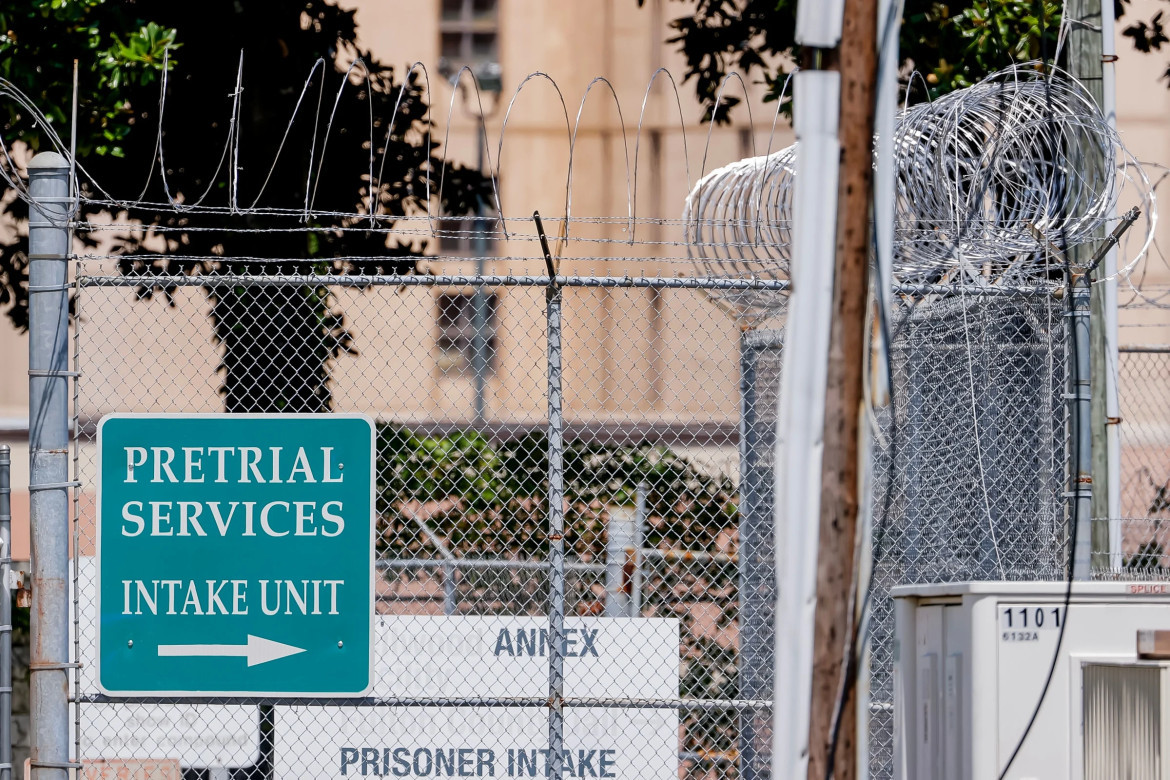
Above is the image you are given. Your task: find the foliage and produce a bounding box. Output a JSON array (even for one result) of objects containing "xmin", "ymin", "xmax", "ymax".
[
  {"xmin": 0, "ymin": 1, "xmax": 178, "ymax": 158},
  {"xmin": 643, "ymin": 0, "xmax": 1164, "ymax": 122},
  {"xmin": 1119, "ymin": 0, "xmax": 1170, "ymax": 83},
  {"xmin": 0, "ymin": 0, "xmax": 179, "ymax": 329},
  {"xmin": 0, "ymin": 0, "xmax": 488, "ymax": 411},
  {"xmin": 376, "ymin": 424, "xmax": 738, "ymax": 562},
  {"xmin": 376, "ymin": 425, "xmax": 742, "ymax": 707}
]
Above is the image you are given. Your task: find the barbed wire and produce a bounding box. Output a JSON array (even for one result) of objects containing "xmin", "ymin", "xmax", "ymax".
[
  {"xmin": 687, "ymin": 62, "xmax": 1156, "ymax": 318},
  {"xmin": 0, "ymin": 58, "xmax": 1161, "ymax": 308}
]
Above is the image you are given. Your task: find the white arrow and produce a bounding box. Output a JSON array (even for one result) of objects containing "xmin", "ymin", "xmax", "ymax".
[{"xmin": 157, "ymin": 634, "xmax": 306, "ymax": 667}]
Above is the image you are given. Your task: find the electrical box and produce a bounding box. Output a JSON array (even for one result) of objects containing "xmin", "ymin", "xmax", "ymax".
[{"xmin": 893, "ymin": 581, "xmax": 1170, "ymax": 780}]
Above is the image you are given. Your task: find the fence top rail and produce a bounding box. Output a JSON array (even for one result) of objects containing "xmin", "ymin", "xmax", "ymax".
[
  {"xmin": 1119, "ymin": 344, "xmax": 1170, "ymax": 353},
  {"xmin": 78, "ymin": 273, "xmax": 790, "ymax": 292},
  {"xmin": 76, "ymin": 272, "xmax": 1062, "ymax": 297}
]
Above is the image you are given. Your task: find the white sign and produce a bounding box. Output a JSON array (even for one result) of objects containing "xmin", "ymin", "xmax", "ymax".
[
  {"xmin": 376, "ymin": 615, "xmax": 678, "ymax": 698},
  {"xmin": 74, "ymin": 557, "xmax": 261, "ymax": 768},
  {"xmin": 80, "ymin": 705, "xmax": 261, "ymax": 768},
  {"xmin": 276, "ymin": 616, "xmax": 679, "ymax": 780},
  {"xmin": 276, "ymin": 706, "xmax": 677, "ymax": 780},
  {"xmin": 76, "ymin": 558, "xmax": 680, "ymax": 778}
]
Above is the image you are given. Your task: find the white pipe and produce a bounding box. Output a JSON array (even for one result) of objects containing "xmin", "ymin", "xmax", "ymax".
[
  {"xmin": 771, "ymin": 68, "xmax": 842, "ymax": 780},
  {"xmin": 871, "ymin": 0, "xmax": 904, "ymax": 407},
  {"xmin": 796, "ymin": 0, "xmax": 846, "ymax": 48}
]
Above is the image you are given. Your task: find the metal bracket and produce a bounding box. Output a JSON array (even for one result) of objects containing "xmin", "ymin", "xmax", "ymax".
[
  {"xmin": 29, "ymin": 760, "xmax": 83, "ymax": 770},
  {"xmin": 533, "ymin": 211, "xmax": 559, "ymax": 285},
  {"xmin": 27, "ymin": 369, "xmax": 80, "ymax": 378},
  {"xmin": 28, "ymin": 662, "xmax": 81, "ymax": 671},
  {"xmin": 27, "ymin": 481, "xmax": 81, "ymax": 493}
]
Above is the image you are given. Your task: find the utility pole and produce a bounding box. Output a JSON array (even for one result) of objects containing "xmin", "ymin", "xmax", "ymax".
[
  {"xmin": 1066, "ymin": 0, "xmax": 1118, "ymax": 573},
  {"xmin": 806, "ymin": 0, "xmax": 879, "ymax": 776}
]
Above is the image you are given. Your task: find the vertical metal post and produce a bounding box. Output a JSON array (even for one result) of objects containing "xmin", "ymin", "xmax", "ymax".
[
  {"xmin": 0, "ymin": 445, "xmax": 11, "ymax": 780},
  {"xmin": 27, "ymin": 152, "xmax": 73, "ymax": 780},
  {"xmin": 738, "ymin": 331, "xmax": 771, "ymax": 780},
  {"xmin": 772, "ymin": 67, "xmax": 842, "ymax": 780},
  {"xmin": 1100, "ymin": 0, "xmax": 1123, "ymax": 572},
  {"xmin": 604, "ymin": 508, "xmax": 634, "ymax": 617},
  {"xmin": 535, "ymin": 214, "xmax": 565, "ymax": 778},
  {"xmin": 1071, "ymin": 274, "xmax": 1093, "ymax": 579},
  {"xmin": 442, "ymin": 561, "xmax": 457, "ymax": 616},
  {"xmin": 1067, "ymin": 0, "xmax": 1113, "ymax": 572},
  {"xmin": 632, "ymin": 482, "xmax": 645, "ymax": 615},
  {"xmin": 471, "ymin": 124, "xmax": 490, "ymax": 425}
]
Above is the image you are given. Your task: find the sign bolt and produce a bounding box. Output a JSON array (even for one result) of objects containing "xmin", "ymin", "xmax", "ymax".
[
  {"xmin": 337, "ymin": 641, "xmax": 344, "ymax": 648},
  {"xmin": 127, "ymin": 640, "xmax": 133, "ymax": 649}
]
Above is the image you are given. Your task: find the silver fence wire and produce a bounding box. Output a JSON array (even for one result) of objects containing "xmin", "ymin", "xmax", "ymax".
[
  {"xmin": 69, "ymin": 253, "xmax": 1092, "ymax": 780},
  {"xmin": 0, "ymin": 50, "xmax": 1145, "ymax": 780},
  {"xmin": 1111, "ymin": 343, "xmax": 1170, "ymax": 577},
  {"xmin": 867, "ymin": 289, "xmax": 1070, "ymax": 780},
  {"xmin": 71, "ymin": 262, "xmax": 788, "ymax": 780}
]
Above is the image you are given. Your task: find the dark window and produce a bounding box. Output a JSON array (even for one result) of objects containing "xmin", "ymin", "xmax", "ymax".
[
  {"xmin": 437, "ymin": 292, "xmax": 499, "ymax": 375},
  {"xmin": 438, "ymin": 0, "xmax": 499, "ymax": 74},
  {"xmin": 437, "ymin": 196, "xmax": 498, "ymax": 255}
]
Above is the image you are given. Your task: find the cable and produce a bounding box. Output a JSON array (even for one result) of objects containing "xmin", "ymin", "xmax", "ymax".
[{"xmin": 996, "ymin": 7, "xmax": 1078, "ymax": 776}]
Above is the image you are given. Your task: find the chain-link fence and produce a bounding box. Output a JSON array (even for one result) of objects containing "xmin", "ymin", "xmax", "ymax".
[
  {"xmin": 71, "ymin": 266, "xmax": 792, "ymax": 780},
  {"xmin": 1113, "ymin": 344, "xmax": 1170, "ymax": 577},
  {"xmin": 66, "ymin": 252, "xmax": 1089, "ymax": 780},
  {"xmin": 866, "ymin": 288, "xmax": 1070, "ymax": 779}
]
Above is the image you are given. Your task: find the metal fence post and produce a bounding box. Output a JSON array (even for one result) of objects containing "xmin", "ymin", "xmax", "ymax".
[
  {"xmin": 738, "ymin": 330, "xmax": 779, "ymax": 780},
  {"xmin": 536, "ymin": 215, "xmax": 566, "ymax": 778},
  {"xmin": 27, "ymin": 152, "xmax": 73, "ymax": 780},
  {"xmin": 1071, "ymin": 275, "xmax": 1094, "ymax": 579},
  {"xmin": 604, "ymin": 508, "xmax": 635, "ymax": 617},
  {"xmin": 632, "ymin": 482, "xmax": 646, "ymax": 615},
  {"xmin": 0, "ymin": 444, "xmax": 11, "ymax": 780}
]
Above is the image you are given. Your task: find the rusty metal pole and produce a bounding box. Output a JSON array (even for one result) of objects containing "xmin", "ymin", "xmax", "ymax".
[
  {"xmin": 27, "ymin": 151, "xmax": 73, "ymax": 780},
  {"xmin": 806, "ymin": 0, "xmax": 880, "ymax": 776}
]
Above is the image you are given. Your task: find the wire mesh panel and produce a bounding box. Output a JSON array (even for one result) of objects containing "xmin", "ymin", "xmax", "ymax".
[
  {"xmin": 72, "ymin": 266, "xmax": 789, "ymax": 780},
  {"xmin": 1111, "ymin": 346, "xmax": 1170, "ymax": 576},
  {"xmin": 866, "ymin": 289, "xmax": 1069, "ymax": 779}
]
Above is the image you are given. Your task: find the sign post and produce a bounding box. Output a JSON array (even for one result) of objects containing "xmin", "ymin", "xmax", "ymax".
[{"xmin": 96, "ymin": 413, "xmax": 375, "ymax": 697}]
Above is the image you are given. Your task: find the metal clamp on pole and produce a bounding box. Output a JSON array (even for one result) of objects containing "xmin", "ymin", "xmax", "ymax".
[{"xmin": 27, "ymin": 151, "xmax": 73, "ymax": 780}]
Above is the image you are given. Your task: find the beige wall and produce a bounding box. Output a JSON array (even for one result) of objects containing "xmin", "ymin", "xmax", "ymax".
[
  {"xmin": 2, "ymin": 3, "xmax": 1170, "ymax": 549},
  {"xmin": 1114, "ymin": 0, "xmax": 1170, "ymax": 342}
]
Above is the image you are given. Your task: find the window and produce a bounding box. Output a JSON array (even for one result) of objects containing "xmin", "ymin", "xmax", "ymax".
[
  {"xmin": 439, "ymin": 0, "xmax": 500, "ymax": 75},
  {"xmin": 437, "ymin": 212, "xmax": 500, "ymax": 255},
  {"xmin": 437, "ymin": 216, "xmax": 473, "ymax": 255},
  {"xmin": 437, "ymin": 292, "xmax": 499, "ymax": 374}
]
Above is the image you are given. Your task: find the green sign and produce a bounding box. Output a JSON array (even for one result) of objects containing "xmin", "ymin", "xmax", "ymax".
[{"xmin": 97, "ymin": 413, "xmax": 375, "ymax": 697}]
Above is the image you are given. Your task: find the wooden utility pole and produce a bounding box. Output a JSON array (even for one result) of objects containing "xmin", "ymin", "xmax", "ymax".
[{"xmin": 806, "ymin": 0, "xmax": 880, "ymax": 776}]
